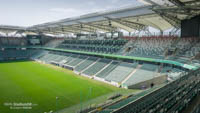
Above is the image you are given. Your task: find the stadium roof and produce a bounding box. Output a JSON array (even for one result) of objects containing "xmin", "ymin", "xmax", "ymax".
[
  {"xmin": 27, "ymin": 5, "xmax": 174, "ymax": 34},
  {"xmin": 1, "ymin": 0, "xmax": 200, "ymax": 35},
  {"xmin": 0, "ymin": 25, "xmax": 26, "ymax": 31}
]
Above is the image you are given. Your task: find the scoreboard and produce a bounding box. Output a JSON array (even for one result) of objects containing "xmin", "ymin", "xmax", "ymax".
[
  {"xmin": 27, "ymin": 35, "xmax": 41, "ymax": 45},
  {"xmin": 181, "ymin": 15, "xmax": 200, "ymax": 38}
]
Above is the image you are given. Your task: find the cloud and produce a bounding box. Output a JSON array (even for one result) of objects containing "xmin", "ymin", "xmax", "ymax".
[
  {"xmin": 49, "ymin": 7, "xmax": 108, "ymax": 17},
  {"xmin": 87, "ymin": 1, "xmax": 95, "ymax": 6},
  {"xmin": 49, "ymin": 8, "xmax": 79, "ymax": 13},
  {"xmin": 110, "ymin": 0, "xmax": 120, "ymax": 4},
  {"xmin": 49, "ymin": 7, "xmax": 86, "ymax": 17},
  {"xmin": 0, "ymin": 0, "xmax": 142, "ymax": 26}
]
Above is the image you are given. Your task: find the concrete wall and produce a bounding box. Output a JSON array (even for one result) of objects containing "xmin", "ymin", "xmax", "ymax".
[{"xmin": 127, "ymin": 75, "xmax": 167, "ymax": 89}]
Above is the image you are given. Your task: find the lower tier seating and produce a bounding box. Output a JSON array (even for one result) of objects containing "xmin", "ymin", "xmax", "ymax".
[
  {"xmin": 123, "ymin": 64, "xmax": 158, "ymax": 86},
  {"xmin": 105, "ymin": 62, "xmax": 137, "ymax": 83},
  {"xmin": 0, "ymin": 49, "xmax": 39, "ymax": 60},
  {"xmin": 74, "ymin": 57, "xmax": 98, "ymax": 72},
  {"xmin": 96, "ymin": 61, "xmax": 119, "ymax": 78},
  {"xmin": 67, "ymin": 55, "xmax": 87, "ymax": 66},
  {"xmin": 34, "ymin": 50, "xmax": 186, "ymax": 90},
  {"xmin": 82, "ymin": 58, "xmax": 112, "ymax": 76}
]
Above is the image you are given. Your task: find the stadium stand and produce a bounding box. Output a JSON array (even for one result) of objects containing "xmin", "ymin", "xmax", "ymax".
[
  {"xmin": 0, "ymin": 37, "xmax": 28, "ymax": 47},
  {"xmin": 0, "ymin": 49, "xmax": 38, "ymax": 60},
  {"xmin": 1, "ymin": 35, "xmax": 195, "ymax": 91},
  {"xmin": 125, "ymin": 36, "xmax": 177, "ymax": 59},
  {"xmin": 119, "ymin": 36, "xmax": 200, "ymax": 66},
  {"xmin": 30, "ymin": 50, "xmax": 48, "ymax": 59},
  {"xmin": 32, "ymin": 49, "xmax": 180, "ymax": 88},
  {"xmin": 52, "ymin": 55, "xmax": 66, "ymax": 63},
  {"xmin": 1, "ymin": 1, "xmax": 200, "ymax": 112},
  {"xmin": 174, "ymin": 38, "xmax": 200, "ymax": 60},
  {"xmin": 161, "ymin": 66, "xmax": 185, "ymax": 80},
  {"xmin": 0, "ymin": 35, "xmax": 199, "ymax": 113},
  {"xmin": 52, "ymin": 36, "xmax": 200, "ymax": 68},
  {"xmin": 95, "ymin": 61, "xmax": 119, "ymax": 78},
  {"xmin": 43, "ymin": 38, "xmax": 64, "ymax": 48},
  {"xmin": 105, "ymin": 62, "xmax": 137, "ymax": 83},
  {"xmin": 74, "ymin": 56, "xmax": 99, "ymax": 72},
  {"xmin": 67, "ymin": 55, "xmax": 87, "ymax": 66},
  {"xmin": 82, "ymin": 58, "xmax": 112, "ymax": 76},
  {"xmin": 123, "ymin": 63, "xmax": 159, "ymax": 87},
  {"xmin": 1, "ymin": 35, "xmax": 199, "ymax": 113},
  {"xmin": 98, "ymin": 68, "xmax": 200, "ymax": 113},
  {"xmin": 56, "ymin": 39, "xmax": 128, "ymax": 54},
  {"xmin": 63, "ymin": 54, "xmax": 79, "ymax": 64},
  {"xmin": 101, "ymin": 85, "xmax": 160, "ymax": 111},
  {"xmin": 62, "ymin": 54, "xmax": 77, "ymax": 64}
]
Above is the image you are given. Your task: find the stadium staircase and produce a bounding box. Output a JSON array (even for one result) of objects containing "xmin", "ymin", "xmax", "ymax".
[
  {"xmin": 166, "ymin": 37, "xmax": 181, "ymax": 57},
  {"xmin": 121, "ymin": 38, "xmax": 138, "ymax": 56},
  {"xmin": 116, "ymin": 37, "xmax": 138, "ymax": 55}
]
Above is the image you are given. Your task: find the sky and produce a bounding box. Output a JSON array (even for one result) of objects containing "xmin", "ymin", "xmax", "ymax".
[{"xmin": 0, "ymin": 0, "xmax": 142, "ymax": 27}]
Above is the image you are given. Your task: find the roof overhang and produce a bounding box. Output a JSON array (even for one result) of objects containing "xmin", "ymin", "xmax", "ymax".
[{"xmin": 1, "ymin": 0, "xmax": 200, "ymax": 35}]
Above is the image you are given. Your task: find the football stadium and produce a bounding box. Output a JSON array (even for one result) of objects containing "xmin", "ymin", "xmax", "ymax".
[{"xmin": 0, "ymin": 0, "xmax": 200, "ymax": 113}]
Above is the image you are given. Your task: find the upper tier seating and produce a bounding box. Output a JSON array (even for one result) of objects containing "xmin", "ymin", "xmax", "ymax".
[
  {"xmin": 122, "ymin": 36, "xmax": 200, "ymax": 65},
  {"xmin": 44, "ymin": 38, "xmax": 64, "ymax": 48},
  {"xmin": 0, "ymin": 37, "xmax": 28, "ymax": 47},
  {"xmin": 56, "ymin": 39, "xmax": 128, "ymax": 54},
  {"xmin": 164, "ymin": 38, "xmax": 200, "ymax": 63},
  {"xmin": 126, "ymin": 36, "xmax": 177, "ymax": 59},
  {"xmin": 176, "ymin": 38, "xmax": 200, "ymax": 58}
]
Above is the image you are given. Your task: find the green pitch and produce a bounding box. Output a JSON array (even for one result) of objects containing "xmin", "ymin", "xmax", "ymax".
[{"xmin": 0, "ymin": 61, "xmax": 120, "ymax": 113}]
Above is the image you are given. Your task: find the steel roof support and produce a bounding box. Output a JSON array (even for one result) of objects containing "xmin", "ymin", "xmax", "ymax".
[
  {"xmin": 79, "ymin": 23, "xmax": 110, "ymax": 32},
  {"xmin": 169, "ymin": 0, "xmax": 185, "ymax": 6},
  {"xmin": 105, "ymin": 17, "xmax": 146, "ymax": 31},
  {"xmin": 155, "ymin": 11, "xmax": 181, "ymax": 28}
]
